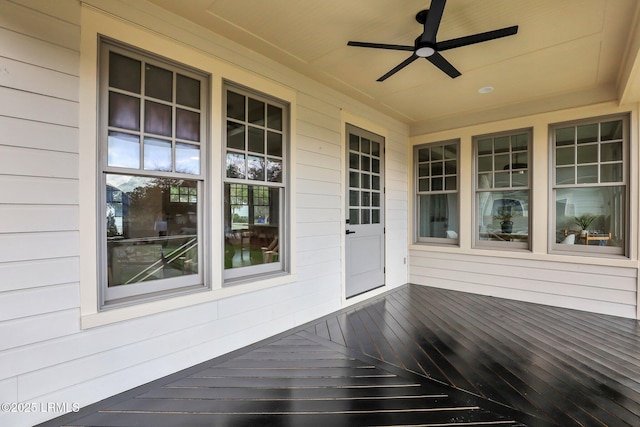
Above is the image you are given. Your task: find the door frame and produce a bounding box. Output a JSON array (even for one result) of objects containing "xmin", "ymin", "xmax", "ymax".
[{"xmin": 341, "ymin": 112, "xmax": 388, "ymax": 304}]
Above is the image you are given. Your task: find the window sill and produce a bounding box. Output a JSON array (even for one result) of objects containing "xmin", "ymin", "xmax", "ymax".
[{"xmin": 81, "ymin": 273, "xmax": 297, "ymax": 329}]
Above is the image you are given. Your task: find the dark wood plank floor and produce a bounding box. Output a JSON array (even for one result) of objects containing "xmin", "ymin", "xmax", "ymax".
[
  {"xmin": 39, "ymin": 284, "xmax": 640, "ymax": 426},
  {"xmin": 306, "ymin": 285, "xmax": 640, "ymax": 427}
]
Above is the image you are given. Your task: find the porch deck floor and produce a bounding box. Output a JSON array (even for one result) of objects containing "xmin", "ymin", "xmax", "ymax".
[{"xmin": 40, "ymin": 285, "xmax": 640, "ymax": 426}]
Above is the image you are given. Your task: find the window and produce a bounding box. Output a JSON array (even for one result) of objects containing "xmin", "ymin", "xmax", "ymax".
[
  {"xmin": 224, "ymin": 85, "xmax": 288, "ymax": 280},
  {"xmin": 475, "ymin": 129, "xmax": 531, "ymax": 248},
  {"xmin": 551, "ymin": 115, "xmax": 628, "ymax": 255},
  {"xmin": 415, "ymin": 141, "xmax": 459, "ymax": 243},
  {"xmin": 99, "ymin": 39, "xmax": 209, "ymax": 307}
]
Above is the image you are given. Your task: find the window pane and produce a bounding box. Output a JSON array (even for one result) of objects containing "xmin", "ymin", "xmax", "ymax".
[
  {"xmin": 555, "ymin": 127, "xmax": 575, "ymax": 146},
  {"xmin": 226, "ymin": 152, "xmax": 245, "ymax": 178},
  {"xmin": 227, "ymin": 91, "xmax": 245, "ymax": 120},
  {"xmin": 444, "ymin": 144, "xmax": 456, "ymax": 159},
  {"xmin": 176, "ymin": 74, "xmax": 200, "ymax": 108},
  {"xmin": 108, "ymin": 132, "xmax": 140, "ymax": 168},
  {"xmin": 577, "ymin": 123, "xmax": 598, "ymax": 144},
  {"xmin": 267, "ymin": 158, "xmax": 282, "ymax": 182},
  {"xmin": 144, "ymin": 137, "xmax": 172, "ymax": 171},
  {"xmin": 248, "ymin": 127, "xmax": 265, "ymax": 154},
  {"xmin": 109, "ymin": 92, "xmax": 140, "ymax": 131},
  {"xmin": 431, "ymin": 161, "xmax": 443, "ymax": 176},
  {"xmin": 511, "ymin": 134, "xmax": 528, "ymax": 150},
  {"xmin": 494, "ymin": 136, "xmax": 509, "ymax": 153},
  {"xmin": 577, "ymin": 145, "xmax": 597, "ymax": 164},
  {"xmin": 601, "ymin": 120, "xmax": 622, "ymax": 141},
  {"xmin": 477, "ymin": 139, "xmax": 492, "ymax": 155},
  {"xmin": 431, "ymin": 146, "xmax": 443, "ymax": 160},
  {"xmin": 418, "ymin": 178, "xmax": 429, "ymax": 192},
  {"xmin": 145, "ymin": 101, "xmax": 172, "ymax": 136},
  {"xmin": 267, "ymin": 104, "xmax": 282, "ymax": 130},
  {"xmin": 478, "ymin": 156, "xmax": 492, "ymax": 172},
  {"xmin": 601, "ymin": 142, "xmax": 622, "ymax": 162},
  {"xmin": 145, "ymin": 64, "xmax": 172, "ymax": 101},
  {"xmin": 109, "ymin": 52, "xmax": 141, "ymax": 93},
  {"xmin": 267, "ymin": 131, "xmax": 282, "ymax": 157},
  {"xmin": 418, "ymin": 164, "xmax": 429, "ymax": 177},
  {"xmin": 556, "ymin": 166, "xmax": 575, "ymax": 185},
  {"xmin": 176, "ymin": 143, "xmax": 200, "ymax": 175},
  {"xmin": 431, "ymin": 177, "xmax": 443, "ymax": 191},
  {"xmin": 577, "ymin": 165, "xmax": 597, "ymax": 184},
  {"xmin": 224, "ymin": 184, "xmax": 280, "ymax": 269},
  {"xmin": 227, "ymin": 122, "xmax": 245, "ymax": 150},
  {"xmin": 495, "ymin": 172, "xmax": 510, "ymax": 188},
  {"xmin": 554, "ymin": 186, "xmax": 623, "ymax": 247},
  {"xmin": 248, "ymin": 98, "xmax": 265, "ymax": 125},
  {"xmin": 247, "ymin": 155, "xmax": 265, "ymax": 181},
  {"xmin": 445, "ymin": 176, "xmax": 457, "ymax": 191},
  {"xmin": 176, "ymin": 109, "xmax": 200, "ymax": 141},
  {"xmin": 495, "ymin": 154, "xmax": 510, "ymax": 171},
  {"xmin": 418, "ymin": 148, "xmax": 429, "ymax": 161},
  {"xmin": 512, "ymin": 152, "xmax": 527, "ymax": 169},
  {"xmin": 478, "ymin": 190, "xmax": 529, "ymax": 241},
  {"xmin": 444, "ymin": 160, "xmax": 456, "ymax": 175},
  {"xmin": 478, "ymin": 173, "xmax": 493, "ymax": 189},
  {"xmin": 512, "ymin": 170, "xmax": 528, "ymax": 187},
  {"xmin": 106, "ymin": 175, "xmax": 198, "ymax": 286},
  {"xmin": 601, "ymin": 163, "xmax": 623, "ymax": 183},
  {"xmin": 556, "ymin": 146, "xmax": 574, "ymax": 166},
  {"xmin": 349, "ymin": 153, "xmax": 359, "ymax": 169},
  {"xmin": 418, "ymin": 194, "xmax": 458, "ymax": 238}
]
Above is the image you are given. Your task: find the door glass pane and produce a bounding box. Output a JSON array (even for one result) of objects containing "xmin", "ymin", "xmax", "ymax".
[
  {"xmin": 176, "ymin": 74, "xmax": 200, "ymax": 108},
  {"xmin": 361, "ymin": 173, "xmax": 370, "ymax": 189},
  {"xmin": 349, "ymin": 153, "xmax": 359, "ymax": 169},
  {"xmin": 361, "ymin": 138, "xmax": 370, "ymax": 154},
  {"xmin": 371, "ymin": 158, "xmax": 380, "ymax": 173},
  {"xmin": 372, "ymin": 192, "xmax": 380, "ymax": 207},
  {"xmin": 371, "ymin": 141, "xmax": 380, "ymax": 156},
  {"xmin": 109, "ymin": 52, "xmax": 141, "ymax": 93},
  {"xmin": 349, "ymin": 190, "xmax": 359, "ymax": 206},
  {"xmin": 349, "ymin": 134, "xmax": 359, "ymax": 151},
  {"xmin": 349, "ymin": 209, "xmax": 359, "ymax": 225},
  {"xmin": 145, "ymin": 101, "xmax": 172, "ymax": 136},
  {"xmin": 176, "ymin": 143, "xmax": 200, "ymax": 175},
  {"xmin": 145, "ymin": 64, "xmax": 172, "ymax": 101},
  {"xmin": 372, "ymin": 209, "xmax": 380, "ymax": 224},
  {"xmin": 109, "ymin": 92, "xmax": 140, "ymax": 131},
  {"xmin": 372, "ymin": 175, "xmax": 380, "ymax": 190},
  {"xmin": 176, "ymin": 109, "xmax": 200, "ymax": 141},
  {"xmin": 106, "ymin": 174, "xmax": 199, "ymax": 287},
  {"xmin": 144, "ymin": 137, "xmax": 172, "ymax": 171},
  {"xmin": 361, "ymin": 209, "xmax": 370, "ymax": 224},
  {"xmin": 361, "ymin": 155, "xmax": 370, "ymax": 172},
  {"xmin": 361, "ymin": 191, "xmax": 370, "ymax": 206}
]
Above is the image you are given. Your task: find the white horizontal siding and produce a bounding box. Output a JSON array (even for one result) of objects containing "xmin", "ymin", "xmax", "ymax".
[
  {"xmin": 410, "ymin": 250, "xmax": 637, "ymax": 318},
  {"xmin": 0, "ymin": 175, "xmax": 78, "ymax": 204},
  {"xmin": 0, "ymin": 116, "xmax": 78, "ymax": 153},
  {"xmin": 0, "ymin": 309, "xmax": 79, "ymax": 351},
  {"xmin": 0, "ymin": 87, "xmax": 78, "ymax": 127},
  {"xmin": 0, "ymin": 205, "xmax": 78, "ymax": 233},
  {"xmin": 0, "ymin": 258, "xmax": 78, "ymax": 292}
]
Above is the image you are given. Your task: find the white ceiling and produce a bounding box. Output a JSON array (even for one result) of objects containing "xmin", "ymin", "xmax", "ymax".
[{"xmin": 146, "ymin": 0, "xmax": 640, "ymax": 134}]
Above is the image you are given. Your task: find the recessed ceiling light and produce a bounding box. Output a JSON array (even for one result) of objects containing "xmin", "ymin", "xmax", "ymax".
[{"xmin": 478, "ymin": 86, "xmax": 494, "ymax": 94}]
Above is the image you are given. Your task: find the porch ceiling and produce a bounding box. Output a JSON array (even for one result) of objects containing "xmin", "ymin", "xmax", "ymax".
[{"xmin": 145, "ymin": 0, "xmax": 640, "ymax": 134}]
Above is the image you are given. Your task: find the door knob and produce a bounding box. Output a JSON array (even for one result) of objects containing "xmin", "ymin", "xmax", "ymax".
[{"xmin": 346, "ymin": 230, "xmax": 356, "ymax": 235}]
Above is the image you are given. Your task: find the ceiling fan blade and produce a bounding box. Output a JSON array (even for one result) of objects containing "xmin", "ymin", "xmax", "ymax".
[
  {"xmin": 347, "ymin": 41, "xmax": 414, "ymax": 51},
  {"xmin": 377, "ymin": 54, "xmax": 419, "ymax": 81},
  {"xmin": 421, "ymin": 0, "xmax": 447, "ymax": 44},
  {"xmin": 426, "ymin": 51, "xmax": 461, "ymax": 78},
  {"xmin": 436, "ymin": 26, "xmax": 518, "ymax": 51}
]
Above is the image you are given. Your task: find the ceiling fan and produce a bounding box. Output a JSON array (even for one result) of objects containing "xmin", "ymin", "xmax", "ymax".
[{"xmin": 347, "ymin": 0, "xmax": 518, "ymax": 81}]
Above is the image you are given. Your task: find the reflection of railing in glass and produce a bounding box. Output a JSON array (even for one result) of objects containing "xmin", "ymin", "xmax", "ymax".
[{"xmin": 108, "ymin": 235, "xmax": 197, "ymax": 286}]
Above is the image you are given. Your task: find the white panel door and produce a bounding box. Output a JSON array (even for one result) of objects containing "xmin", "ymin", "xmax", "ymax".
[{"xmin": 345, "ymin": 124, "xmax": 385, "ymax": 298}]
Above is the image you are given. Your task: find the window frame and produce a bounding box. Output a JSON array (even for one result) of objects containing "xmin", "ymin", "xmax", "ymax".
[
  {"xmin": 473, "ymin": 128, "xmax": 533, "ymax": 250},
  {"xmin": 414, "ymin": 139, "xmax": 460, "ymax": 245},
  {"xmin": 97, "ymin": 37, "xmax": 210, "ymax": 309},
  {"xmin": 549, "ymin": 114, "xmax": 629, "ymax": 257},
  {"xmin": 223, "ymin": 83, "xmax": 289, "ymax": 283}
]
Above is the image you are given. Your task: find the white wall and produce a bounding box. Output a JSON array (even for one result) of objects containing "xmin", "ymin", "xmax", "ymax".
[
  {"xmin": 409, "ymin": 102, "xmax": 639, "ymax": 319},
  {"xmin": 0, "ymin": 1, "xmax": 409, "ymax": 426}
]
